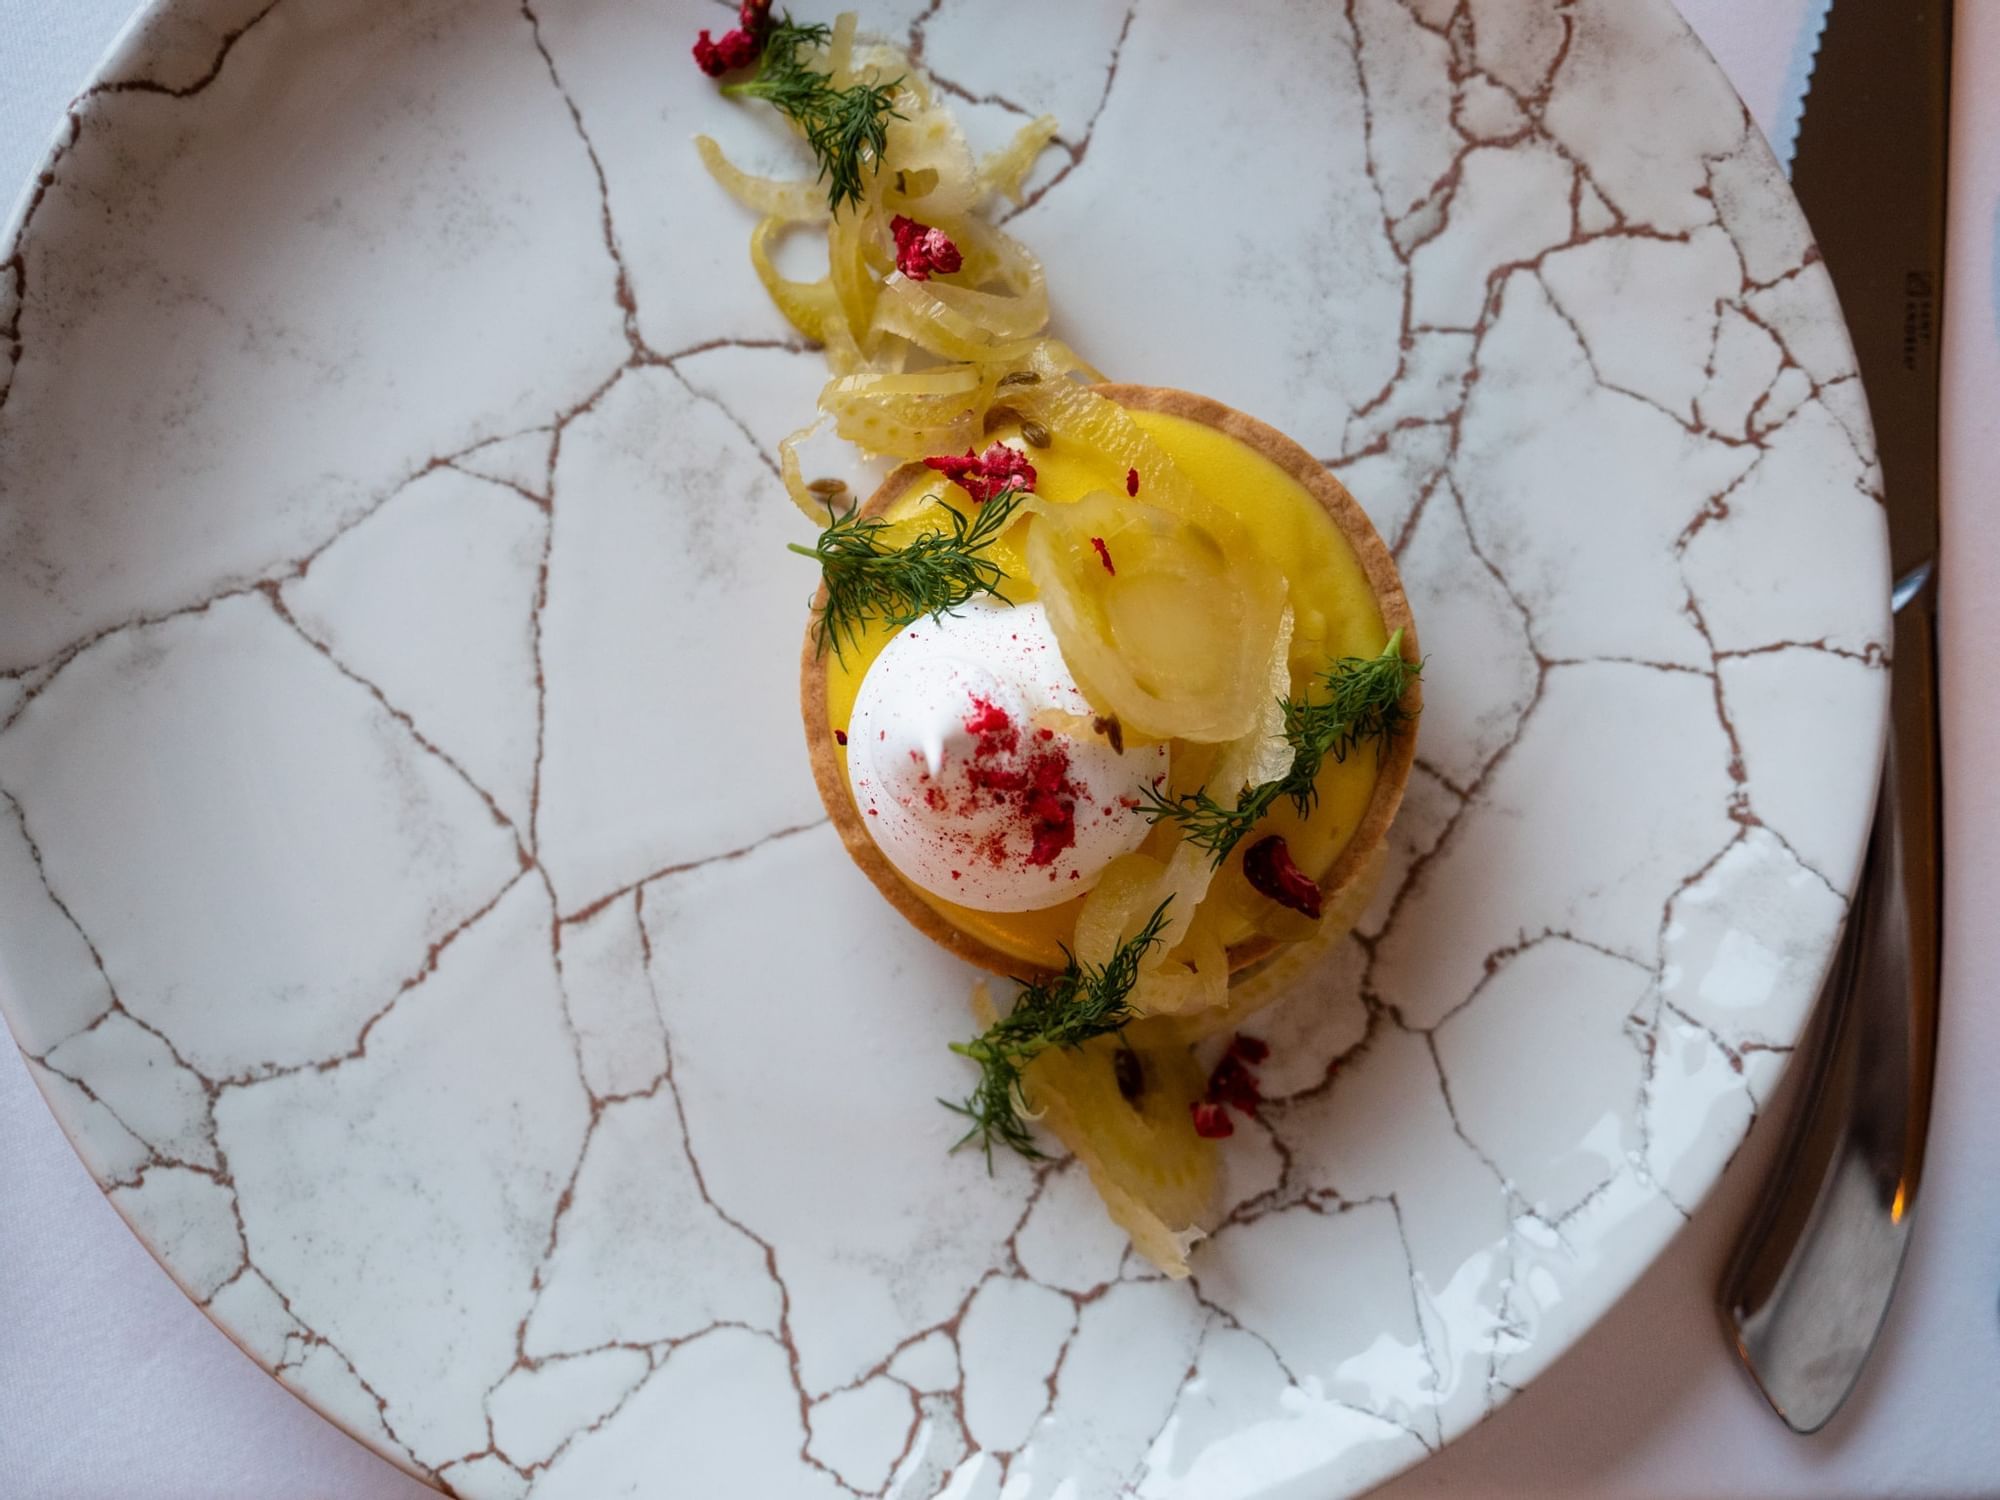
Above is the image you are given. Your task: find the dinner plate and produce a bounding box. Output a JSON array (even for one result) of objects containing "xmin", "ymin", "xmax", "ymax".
[{"xmin": 0, "ymin": 0, "xmax": 1889, "ymax": 1495}]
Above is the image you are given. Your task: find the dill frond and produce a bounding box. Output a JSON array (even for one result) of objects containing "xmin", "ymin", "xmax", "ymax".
[
  {"xmin": 943, "ymin": 900, "xmax": 1173, "ymax": 1167},
  {"xmin": 1277, "ymin": 628, "xmax": 1423, "ymax": 814},
  {"xmin": 1139, "ymin": 631, "xmax": 1421, "ymax": 865},
  {"xmin": 789, "ymin": 487, "xmax": 1025, "ymax": 661},
  {"xmin": 723, "ymin": 18, "xmax": 903, "ymax": 214}
]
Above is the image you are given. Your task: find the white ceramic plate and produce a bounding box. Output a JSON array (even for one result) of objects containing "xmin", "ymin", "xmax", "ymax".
[{"xmin": 0, "ymin": 1, "xmax": 1889, "ymax": 1495}]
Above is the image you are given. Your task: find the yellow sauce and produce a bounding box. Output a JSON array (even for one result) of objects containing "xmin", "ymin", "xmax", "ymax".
[{"xmin": 821, "ymin": 406, "xmax": 1391, "ymax": 968}]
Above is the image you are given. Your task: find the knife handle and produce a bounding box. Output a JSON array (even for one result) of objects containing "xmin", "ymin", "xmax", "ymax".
[{"xmin": 1718, "ymin": 567, "xmax": 1943, "ymax": 1434}]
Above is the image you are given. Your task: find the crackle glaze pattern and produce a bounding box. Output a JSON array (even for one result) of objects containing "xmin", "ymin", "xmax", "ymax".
[{"xmin": 0, "ymin": 0, "xmax": 1887, "ymax": 1495}]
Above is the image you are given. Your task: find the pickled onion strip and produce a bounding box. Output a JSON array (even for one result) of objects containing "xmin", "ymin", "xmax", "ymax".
[
  {"xmin": 979, "ymin": 115, "xmax": 1061, "ymax": 203},
  {"xmin": 696, "ymin": 136, "xmax": 828, "ymax": 222}
]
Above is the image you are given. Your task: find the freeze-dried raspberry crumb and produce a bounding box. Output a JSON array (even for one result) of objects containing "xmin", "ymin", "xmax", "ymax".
[
  {"xmin": 890, "ymin": 214, "xmax": 964, "ymax": 281},
  {"xmin": 923, "ymin": 442, "xmax": 1037, "ymax": 505},
  {"xmin": 1190, "ymin": 1100, "xmax": 1235, "ymax": 1139},
  {"xmin": 692, "ymin": 26, "xmax": 760, "ymax": 75}
]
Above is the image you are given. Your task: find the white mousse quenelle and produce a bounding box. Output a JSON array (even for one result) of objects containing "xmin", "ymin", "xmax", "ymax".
[{"xmin": 845, "ymin": 600, "xmax": 1169, "ymax": 911}]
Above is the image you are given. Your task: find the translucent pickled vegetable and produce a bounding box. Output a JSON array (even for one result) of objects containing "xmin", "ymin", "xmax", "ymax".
[
  {"xmin": 1071, "ymin": 852, "xmax": 1170, "ymax": 969},
  {"xmin": 750, "ymin": 218, "xmax": 841, "ymax": 344},
  {"xmin": 696, "ymin": 136, "xmax": 828, "ymax": 222},
  {"xmin": 819, "ymin": 366, "xmax": 982, "ymax": 457},
  {"xmin": 824, "ymin": 367, "xmax": 982, "ymax": 400},
  {"xmin": 696, "ymin": 22, "xmax": 1068, "ymax": 435},
  {"xmin": 1135, "ymin": 840, "xmax": 1226, "ymax": 972},
  {"xmin": 1244, "ymin": 607, "xmax": 1298, "ymax": 786},
  {"xmin": 777, "ymin": 415, "xmax": 834, "ymax": 522},
  {"xmin": 925, "ymin": 274, "xmax": 1048, "ymax": 338},
  {"xmin": 1071, "ymin": 852, "xmax": 1227, "ymax": 1020},
  {"xmin": 824, "ymin": 10, "xmax": 858, "ymax": 84},
  {"xmin": 880, "ymin": 101, "xmax": 980, "ymax": 219},
  {"xmin": 1021, "ymin": 335, "xmax": 1105, "ymax": 386},
  {"xmin": 1024, "ymin": 1034, "xmax": 1215, "ymax": 1277},
  {"xmin": 1027, "ymin": 489, "xmax": 1287, "ymax": 743},
  {"xmin": 979, "ymin": 115, "xmax": 1061, "ymax": 203},
  {"xmin": 826, "ymin": 202, "xmax": 884, "ymax": 356},
  {"xmin": 932, "ymin": 216, "xmax": 1046, "ymax": 303},
  {"xmin": 1134, "ymin": 845, "xmax": 1390, "ymax": 1049},
  {"xmin": 1058, "ymin": 613, "xmax": 1295, "ymax": 980},
  {"xmin": 1131, "ymin": 917, "xmax": 1228, "ymax": 1018},
  {"xmin": 872, "ymin": 275, "xmax": 1044, "ymax": 364}
]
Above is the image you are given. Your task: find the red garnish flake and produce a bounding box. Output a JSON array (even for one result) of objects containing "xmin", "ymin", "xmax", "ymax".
[
  {"xmin": 923, "ymin": 442, "xmax": 1037, "ymax": 505},
  {"xmin": 1229, "ymin": 1033, "xmax": 1270, "ymax": 1066},
  {"xmin": 1242, "ymin": 834, "xmax": 1323, "ymax": 919},
  {"xmin": 1190, "ymin": 1101, "xmax": 1235, "ymax": 1139},
  {"xmin": 834, "ymin": 728, "xmax": 848, "ymax": 746},
  {"xmin": 1023, "ymin": 753, "xmax": 1079, "ymax": 865},
  {"xmin": 951, "ymin": 870, "xmax": 962, "ymax": 880},
  {"xmin": 1205, "ymin": 1054, "xmax": 1262, "ymax": 1115},
  {"xmin": 1089, "ymin": 536, "xmax": 1116, "ymax": 575},
  {"xmin": 1126, "ymin": 467, "xmax": 1140, "ymax": 497},
  {"xmin": 963, "ymin": 695, "xmax": 1017, "ymax": 747},
  {"xmin": 693, "ymin": 0, "xmax": 771, "ymax": 76},
  {"xmin": 1192, "ymin": 1033, "xmax": 1270, "ymax": 1134},
  {"xmin": 956, "ymin": 694, "xmax": 1078, "ymax": 867},
  {"xmin": 692, "ymin": 26, "xmax": 759, "ymax": 75},
  {"xmin": 890, "ymin": 214, "xmax": 964, "ymax": 281}
]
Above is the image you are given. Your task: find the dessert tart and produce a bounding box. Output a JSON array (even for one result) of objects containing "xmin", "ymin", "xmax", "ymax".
[{"xmin": 802, "ymin": 385, "xmax": 1419, "ymax": 980}]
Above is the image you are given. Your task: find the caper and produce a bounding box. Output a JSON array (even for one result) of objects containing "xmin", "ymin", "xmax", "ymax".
[{"xmin": 1113, "ymin": 1046, "xmax": 1146, "ymax": 1104}]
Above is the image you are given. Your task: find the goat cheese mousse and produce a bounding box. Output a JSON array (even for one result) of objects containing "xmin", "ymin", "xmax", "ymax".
[{"xmin": 844, "ymin": 599, "xmax": 1170, "ymax": 910}]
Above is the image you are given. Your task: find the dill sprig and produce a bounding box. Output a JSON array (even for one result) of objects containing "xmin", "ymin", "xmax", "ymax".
[
  {"xmin": 723, "ymin": 18, "xmax": 903, "ymax": 214},
  {"xmin": 790, "ymin": 487, "xmax": 1024, "ymax": 661},
  {"xmin": 944, "ymin": 900, "xmax": 1173, "ymax": 1167},
  {"xmin": 1135, "ymin": 779, "xmax": 1280, "ymax": 863},
  {"xmin": 1138, "ymin": 630, "xmax": 1421, "ymax": 865}
]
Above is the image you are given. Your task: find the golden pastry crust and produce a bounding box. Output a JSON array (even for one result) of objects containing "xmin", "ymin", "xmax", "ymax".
[{"xmin": 800, "ymin": 384, "xmax": 1420, "ymax": 977}]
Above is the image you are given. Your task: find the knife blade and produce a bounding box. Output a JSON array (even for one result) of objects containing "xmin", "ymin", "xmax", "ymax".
[{"xmin": 1716, "ymin": 0, "xmax": 1951, "ymax": 1435}]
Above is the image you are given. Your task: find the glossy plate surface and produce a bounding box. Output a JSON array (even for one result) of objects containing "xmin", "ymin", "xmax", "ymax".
[{"xmin": 0, "ymin": 1, "xmax": 1887, "ymax": 1495}]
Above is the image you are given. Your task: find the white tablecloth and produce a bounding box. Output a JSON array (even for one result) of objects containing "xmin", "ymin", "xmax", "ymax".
[{"xmin": 3, "ymin": 2, "xmax": 1996, "ymax": 1495}]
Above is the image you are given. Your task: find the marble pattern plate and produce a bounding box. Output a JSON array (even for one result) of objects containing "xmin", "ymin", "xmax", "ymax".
[{"xmin": 0, "ymin": 0, "xmax": 1887, "ymax": 1495}]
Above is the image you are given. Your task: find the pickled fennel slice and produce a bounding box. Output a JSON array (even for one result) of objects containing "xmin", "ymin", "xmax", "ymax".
[
  {"xmin": 695, "ymin": 17, "xmax": 1067, "ymax": 451},
  {"xmin": 1027, "ymin": 488, "xmax": 1287, "ymax": 744},
  {"xmin": 1072, "ymin": 854, "xmax": 1229, "ymax": 1020},
  {"xmin": 1021, "ymin": 1033, "xmax": 1216, "ymax": 1279},
  {"xmin": 1132, "ymin": 844, "xmax": 1390, "ymax": 1050}
]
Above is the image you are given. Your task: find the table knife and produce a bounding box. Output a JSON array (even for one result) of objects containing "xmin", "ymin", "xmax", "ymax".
[{"xmin": 1716, "ymin": 0, "xmax": 1951, "ymax": 1435}]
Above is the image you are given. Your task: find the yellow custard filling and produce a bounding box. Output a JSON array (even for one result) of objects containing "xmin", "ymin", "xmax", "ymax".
[{"xmin": 822, "ymin": 406, "xmax": 1392, "ymax": 969}]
